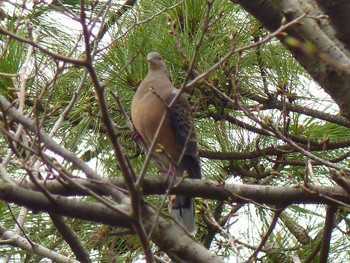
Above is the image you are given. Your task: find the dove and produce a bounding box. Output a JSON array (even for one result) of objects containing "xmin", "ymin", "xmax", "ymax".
[{"xmin": 131, "ymin": 52, "xmax": 201, "ymax": 233}]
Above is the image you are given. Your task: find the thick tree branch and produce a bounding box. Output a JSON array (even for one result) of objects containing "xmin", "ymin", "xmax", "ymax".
[
  {"xmin": 141, "ymin": 204, "xmax": 225, "ymax": 263},
  {"xmin": 49, "ymin": 214, "xmax": 91, "ymax": 263},
  {"xmin": 234, "ymin": 0, "xmax": 350, "ymax": 119},
  {"xmin": 15, "ymin": 175, "xmax": 350, "ymax": 207},
  {"xmin": 315, "ymin": 0, "xmax": 350, "ymax": 51},
  {"xmin": 0, "ymin": 183, "xmax": 132, "ymax": 227},
  {"xmin": 0, "ymin": 182, "xmax": 224, "ymax": 263}
]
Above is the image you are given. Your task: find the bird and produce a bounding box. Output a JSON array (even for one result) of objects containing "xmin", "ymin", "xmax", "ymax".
[{"xmin": 131, "ymin": 51, "xmax": 201, "ymax": 234}]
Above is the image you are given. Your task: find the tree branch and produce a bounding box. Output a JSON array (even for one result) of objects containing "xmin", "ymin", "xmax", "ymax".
[
  {"xmin": 15, "ymin": 175, "xmax": 350, "ymax": 207},
  {"xmin": 49, "ymin": 214, "xmax": 91, "ymax": 263},
  {"xmin": 234, "ymin": 0, "xmax": 350, "ymax": 119},
  {"xmin": 280, "ymin": 211, "xmax": 310, "ymax": 245},
  {"xmin": 319, "ymin": 206, "xmax": 336, "ymax": 263},
  {"xmin": 0, "ymin": 183, "xmax": 132, "ymax": 227},
  {"xmin": 0, "ymin": 27, "xmax": 86, "ymax": 66},
  {"xmin": 316, "ymin": 0, "xmax": 350, "ymax": 51},
  {"xmin": 0, "ymin": 182, "xmax": 224, "ymax": 263},
  {"xmin": 0, "ymin": 225, "xmax": 79, "ymax": 263},
  {"xmin": 247, "ymin": 209, "xmax": 282, "ymax": 262}
]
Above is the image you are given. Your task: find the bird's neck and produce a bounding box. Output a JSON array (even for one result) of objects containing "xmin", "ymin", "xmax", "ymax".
[
  {"xmin": 135, "ymin": 73, "xmax": 173, "ymax": 99},
  {"xmin": 146, "ymin": 70, "xmax": 171, "ymax": 83},
  {"xmin": 148, "ymin": 64, "xmax": 169, "ymax": 75}
]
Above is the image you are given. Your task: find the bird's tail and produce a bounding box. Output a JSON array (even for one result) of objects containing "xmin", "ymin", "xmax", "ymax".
[{"xmin": 169, "ymin": 195, "xmax": 195, "ymax": 234}]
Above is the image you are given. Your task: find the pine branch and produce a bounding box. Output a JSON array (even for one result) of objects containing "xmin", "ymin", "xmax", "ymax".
[{"xmin": 49, "ymin": 214, "xmax": 91, "ymax": 263}]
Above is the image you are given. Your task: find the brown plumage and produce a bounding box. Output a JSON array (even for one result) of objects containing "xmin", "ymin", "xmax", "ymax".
[{"xmin": 131, "ymin": 52, "xmax": 201, "ymax": 233}]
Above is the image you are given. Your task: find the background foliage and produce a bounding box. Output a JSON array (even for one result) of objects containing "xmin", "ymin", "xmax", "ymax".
[{"xmin": 0, "ymin": 0, "xmax": 350, "ymax": 262}]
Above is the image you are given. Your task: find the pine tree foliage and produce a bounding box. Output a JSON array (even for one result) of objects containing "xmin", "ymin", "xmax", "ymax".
[{"xmin": 0, "ymin": 0, "xmax": 350, "ymax": 262}]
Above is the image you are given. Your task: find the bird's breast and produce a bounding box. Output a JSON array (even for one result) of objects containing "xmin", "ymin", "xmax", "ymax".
[
  {"xmin": 132, "ymin": 92, "xmax": 166, "ymax": 143},
  {"xmin": 131, "ymin": 91, "xmax": 180, "ymax": 163}
]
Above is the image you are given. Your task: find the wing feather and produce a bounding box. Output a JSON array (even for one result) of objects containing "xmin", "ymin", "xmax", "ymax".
[{"xmin": 166, "ymin": 91, "xmax": 201, "ymax": 179}]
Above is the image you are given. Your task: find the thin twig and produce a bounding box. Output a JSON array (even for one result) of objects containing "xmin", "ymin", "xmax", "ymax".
[
  {"xmin": 6, "ymin": 204, "xmax": 35, "ymax": 247},
  {"xmin": 0, "ymin": 225, "xmax": 79, "ymax": 263},
  {"xmin": 98, "ymin": 1, "xmax": 184, "ymax": 53},
  {"xmin": 49, "ymin": 70, "xmax": 89, "ymax": 137},
  {"xmin": 233, "ymin": 90, "xmax": 350, "ymax": 173},
  {"xmin": 80, "ymin": 1, "xmax": 154, "ymax": 261},
  {"xmin": 92, "ymin": 0, "xmax": 138, "ymax": 52},
  {"xmin": 319, "ymin": 206, "xmax": 336, "ymax": 263},
  {"xmin": 167, "ymin": 0, "xmax": 214, "ymax": 109},
  {"xmin": 204, "ymin": 201, "xmax": 241, "ymax": 262},
  {"xmin": 110, "ymin": 91, "xmax": 134, "ymax": 133},
  {"xmin": 246, "ymin": 209, "xmax": 283, "ymax": 263},
  {"xmin": 0, "ymin": 27, "xmax": 86, "ymax": 66},
  {"xmin": 274, "ymin": 128, "xmax": 350, "ymax": 172},
  {"xmin": 185, "ymin": 11, "xmax": 308, "ymax": 89},
  {"xmin": 0, "ymin": 123, "xmax": 130, "ymax": 217}
]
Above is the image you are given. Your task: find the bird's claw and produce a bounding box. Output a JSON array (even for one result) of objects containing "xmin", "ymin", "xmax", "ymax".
[
  {"xmin": 131, "ymin": 130, "xmax": 142, "ymax": 141},
  {"xmin": 164, "ymin": 164, "xmax": 176, "ymax": 186}
]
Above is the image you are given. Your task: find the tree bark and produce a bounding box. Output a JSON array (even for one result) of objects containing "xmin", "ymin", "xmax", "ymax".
[
  {"xmin": 0, "ymin": 183, "xmax": 224, "ymax": 263},
  {"xmin": 234, "ymin": 0, "xmax": 350, "ymax": 119}
]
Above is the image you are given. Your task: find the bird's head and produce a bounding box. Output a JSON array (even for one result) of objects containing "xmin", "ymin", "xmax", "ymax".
[{"xmin": 146, "ymin": 52, "xmax": 168, "ymax": 72}]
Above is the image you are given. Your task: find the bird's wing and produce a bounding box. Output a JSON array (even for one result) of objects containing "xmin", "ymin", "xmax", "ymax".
[{"xmin": 166, "ymin": 90, "xmax": 201, "ymax": 179}]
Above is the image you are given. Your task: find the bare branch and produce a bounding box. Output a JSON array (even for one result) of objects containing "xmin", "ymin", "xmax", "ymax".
[
  {"xmin": 246, "ymin": 209, "xmax": 282, "ymax": 263},
  {"xmin": 79, "ymin": 1, "xmax": 153, "ymax": 261},
  {"xmin": 16, "ymin": 175, "xmax": 350, "ymax": 207},
  {"xmin": 319, "ymin": 206, "xmax": 336, "ymax": 263},
  {"xmin": 0, "ymin": 27, "xmax": 86, "ymax": 66},
  {"xmin": 49, "ymin": 214, "xmax": 91, "ymax": 263},
  {"xmin": 0, "ymin": 182, "xmax": 224, "ymax": 263},
  {"xmin": 185, "ymin": 10, "xmax": 308, "ymax": 89},
  {"xmin": 0, "ymin": 225, "xmax": 80, "ymax": 263},
  {"xmin": 0, "ymin": 183, "xmax": 132, "ymax": 227}
]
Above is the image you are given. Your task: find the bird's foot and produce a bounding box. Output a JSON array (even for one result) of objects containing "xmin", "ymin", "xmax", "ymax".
[
  {"xmin": 165, "ymin": 164, "xmax": 176, "ymax": 186},
  {"xmin": 167, "ymin": 164, "xmax": 176, "ymax": 177},
  {"xmin": 131, "ymin": 130, "xmax": 142, "ymax": 141}
]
